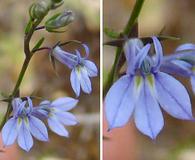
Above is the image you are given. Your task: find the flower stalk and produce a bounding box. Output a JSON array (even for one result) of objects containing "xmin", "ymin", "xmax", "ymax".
[{"xmin": 0, "ymin": 16, "xmax": 45, "ymax": 130}]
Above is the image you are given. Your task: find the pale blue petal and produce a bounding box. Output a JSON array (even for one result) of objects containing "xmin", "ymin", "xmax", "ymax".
[
  {"xmin": 55, "ymin": 112, "xmax": 78, "ymax": 126},
  {"xmin": 84, "ymin": 60, "xmax": 98, "ymax": 77},
  {"xmin": 27, "ymin": 97, "xmax": 33, "ymax": 108},
  {"xmin": 12, "ymin": 98, "xmax": 22, "ymax": 115},
  {"xmin": 32, "ymin": 107, "xmax": 49, "ymax": 119},
  {"xmin": 75, "ymin": 50, "xmax": 82, "ymax": 64},
  {"xmin": 155, "ymin": 72, "xmax": 193, "ymax": 120},
  {"xmin": 2, "ymin": 118, "xmax": 18, "ymax": 146},
  {"xmin": 17, "ymin": 120, "xmax": 33, "ymax": 152},
  {"xmin": 48, "ymin": 117, "xmax": 69, "ymax": 137},
  {"xmin": 160, "ymin": 62, "xmax": 192, "ymax": 77},
  {"xmin": 134, "ymin": 81, "xmax": 164, "ymax": 139},
  {"xmin": 171, "ymin": 60, "xmax": 192, "ymax": 70},
  {"xmin": 190, "ymin": 75, "xmax": 195, "ymax": 94},
  {"xmin": 32, "ymin": 101, "xmax": 50, "ymax": 118},
  {"xmin": 105, "ymin": 75, "xmax": 136, "ymax": 129},
  {"xmin": 124, "ymin": 39, "xmax": 142, "ymax": 75},
  {"xmin": 15, "ymin": 101, "xmax": 27, "ymax": 116},
  {"xmin": 51, "ymin": 97, "xmax": 78, "ymax": 111},
  {"xmin": 176, "ymin": 43, "xmax": 195, "ymax": 52},
  {"xmin": 152, "ymin": 36, "xmax": 163, "ymax": 72},
  {"xmin": 135, "ymin": 44, "xmax": 151, "ymax": 68},
  {"xmin": 26, "ymin": 97, "xmax": 33, "ymax": 113},
  {"xmin": 79, "ymin": 67, "xmax": 92, "ymax": 94},
  {"xmin": 40, "ymin": 100, "xmax": 50, "ymax": 105},
  {"xmin": 82, "ymin": 44, "xmax": 90, "ymax": 58},
  {"xmin": 29, "ymin": 116, "xmax": 48, "ymax": 141},
  {"xmin": 53, "ymin": 46, "xmax": 77, "ymax": 69},
  {"xmin": 163, "ymin": 51, "xmax": 195, "ymax": 63},
  {"xmin": 70, "ymin": 68, "xmax": 81, "ymax": 97}
]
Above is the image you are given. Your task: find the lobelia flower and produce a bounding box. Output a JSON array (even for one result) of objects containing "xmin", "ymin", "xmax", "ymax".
[
  {"xmin": 2, "ymin": 97, "xmax": 48, "ymax": 152},
  {"xmin": 52, "ymin": 44, "xmax": 98, "ymax": 97},
  {"xmin": 33, "ymin": 97, "xmax": 78, "ymax": 137},
  {"xmin": 161, "ymin": 43, "xmax": 195, "ymax": 93},
  {"xmin": 105, "ymin": 37, "xmax": 194, "ymax": 139}
]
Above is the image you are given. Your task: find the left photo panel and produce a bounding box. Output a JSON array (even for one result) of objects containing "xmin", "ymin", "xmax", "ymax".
[{"xmin": 0, "ymin": 0, "xmax": 100, "ymax": 160}]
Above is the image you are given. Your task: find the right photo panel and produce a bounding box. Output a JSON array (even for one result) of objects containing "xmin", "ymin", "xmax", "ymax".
[{"xmin": 103, "ymin": 0, "xmax": 195, "ymax": 160}]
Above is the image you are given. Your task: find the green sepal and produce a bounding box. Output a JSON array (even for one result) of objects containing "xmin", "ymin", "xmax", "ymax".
[
  {"xmin": 52, "ymin": 0, "xmax": 63, "ymax": 3},
  {"xmin": 104, "ymin": 27, "xmax": 120, "ymax": 39},
  {"xmin": 51, "ymin": 0, "xmax": 64, "ymax": 9},
  {"xmin": 46, "ymin": 29, "xmax": 66, "ymax": 33}
]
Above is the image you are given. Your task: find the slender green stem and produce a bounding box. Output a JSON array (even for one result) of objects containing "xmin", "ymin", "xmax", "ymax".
[
  {"xmin": 0, "ymin": 58, "xmax": 31, "ymax": 130},
  {"xmin": 12, "ymin": 58, "xmax": 31, "ymax": 96},
  {"xmin": 0, "ymin": 18, "xmax": 44, "ymax": 130},
  {"xmin": 104, "ymin": 0, "xmax": 145, "ymax": 95},
  {"xmin": 123, "ymin": 0, "xmax": 145, "ymax": 36}
]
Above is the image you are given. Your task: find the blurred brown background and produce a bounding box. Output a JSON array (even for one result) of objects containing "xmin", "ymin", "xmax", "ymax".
[
  {"xmin": 0, "ymin": 0, "xmax": 100, "ymax": 160},
  {"xmin": 104, "ymin": 0, "xmax": 195, "ymax": 160}
]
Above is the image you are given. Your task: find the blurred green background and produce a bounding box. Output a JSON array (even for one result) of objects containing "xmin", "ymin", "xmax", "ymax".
[
  {"xmin": 104, "ymin": 0, "xmax": 195, "ymax": 160},
  {"xmin": 0, "ymin": 0, "xmax": 100, "ymax": 160}
]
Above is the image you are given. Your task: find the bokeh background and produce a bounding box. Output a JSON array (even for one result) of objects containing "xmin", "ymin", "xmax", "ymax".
[
  {"xmin": 104, "ymin": 0, "xmax": 195, "ymax": 160},
  {"xmin": 0, "ymin": 0, "xmax": 100, "ymax": 160}
]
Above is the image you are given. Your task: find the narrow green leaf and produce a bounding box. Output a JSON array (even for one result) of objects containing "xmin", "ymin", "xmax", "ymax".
[
  {"xmin": 25, "ymin": 20, "xmax": 33, "ymax": 34},
  {"xmin": 32, "ymin": 37, "xmax": 45, "ymax": 51}
]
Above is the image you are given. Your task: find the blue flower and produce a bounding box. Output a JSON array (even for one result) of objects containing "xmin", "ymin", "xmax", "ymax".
[
  {"xmin": 105, "ymin": 37, "xmax": 193, "ymax": 139},
  {"xmin": 52, "ymin": 44, "xmax": 98, "ymax": 97},
  {"xmin": 161, "ymin": 43, "xmax": 195, "ymax": 93},
  {"xmin": 33, "ymin": 97, "xmax": 78, "ymax": 137},
  {"xmin": 2, "ymin": 97, "xmax": 48, "ymax": 152}
]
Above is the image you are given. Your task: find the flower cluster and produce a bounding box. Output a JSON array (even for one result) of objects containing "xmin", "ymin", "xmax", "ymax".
[
  {"xmin": 0, "ymin": 0, "xmax": 98, "ymax": 152},
  {"xmin": 1, "ymin": 42, "xmax": 97, "ymax": 152},
  {"xmin": 2, "ymin": 97, "xmax": 78, "ymax": 151},
  {"xmin": 105, "ymin": 36, "xmax": 195, "ymax": 139}
]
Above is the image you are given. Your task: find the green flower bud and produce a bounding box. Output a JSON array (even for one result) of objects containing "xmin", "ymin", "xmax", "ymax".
[
  {"xmin": 51, "ymin": 0, "xmax": 63, "ymax": 3},
  {"xmin": 45, "ymin": 11, "xmax": 74, "ymax": 32},
  {"xmin": 50, "ymin": 0, "xmax": 64, "ymax": 9},
  {"xmin": 30, "ymin": 0, "xmax": 52, "ymax": 20}
]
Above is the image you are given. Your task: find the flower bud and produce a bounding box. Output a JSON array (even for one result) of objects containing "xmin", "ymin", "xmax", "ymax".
[
  {"xmin": 50, "ymin": 0, "xmax": 64, "ymax": 9},
  {"xmin": 30, "ymin": 0, "xmax": 52, "ymax": 20},
  {"xmin": 51, "ymin": 0, "xmax": 63, "ymax": 3},
  {"xmin": 45, "ymin": 11, "xmax": 74, "ymax": 32}
]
